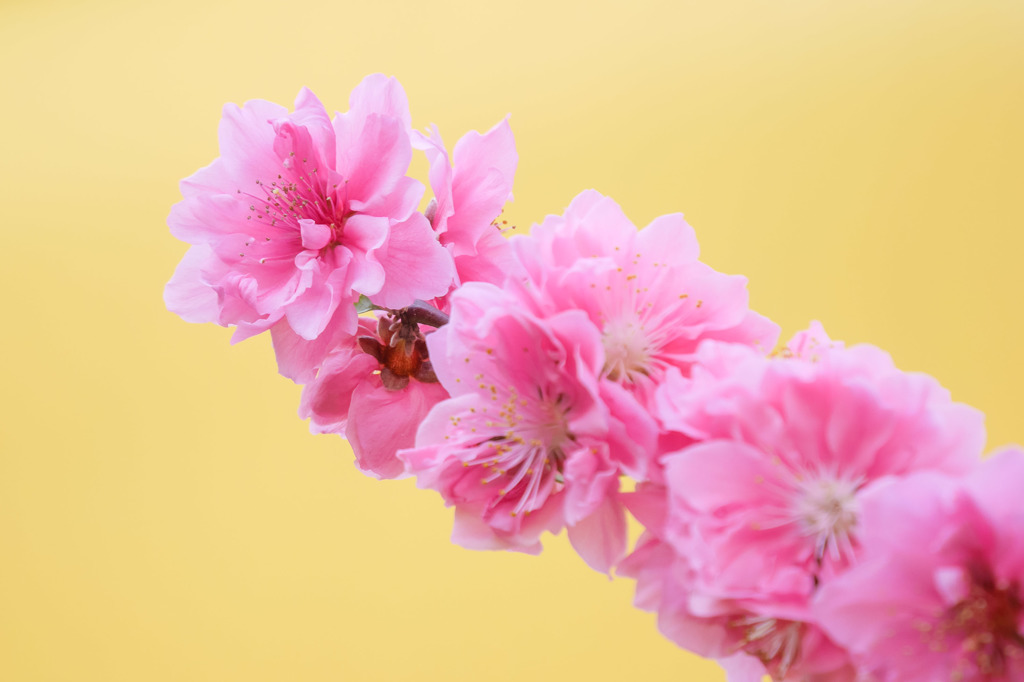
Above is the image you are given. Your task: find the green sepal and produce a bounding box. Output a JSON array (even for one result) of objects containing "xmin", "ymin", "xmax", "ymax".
[{"xmin": 354, "ymin": 294, "xmax": 375, "ymax": 314}]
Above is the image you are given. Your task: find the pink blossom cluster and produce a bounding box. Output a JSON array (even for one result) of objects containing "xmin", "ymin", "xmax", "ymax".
[{"xmin": 166, "ymin": 75, "xmax": 1024, "ymax": 681}]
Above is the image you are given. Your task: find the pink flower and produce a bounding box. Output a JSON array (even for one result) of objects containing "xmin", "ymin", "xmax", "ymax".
[
  {"xmin": 620, "ymin": 325, "xmax": 985, "ymax": 678},
  {"xmin": 398, "ymin": 281, "xmax": 655, "ymax": 572},
  {"xmin": 619, "ymin": 488, "xmax": 861, "ymax": 681},
  {"xmin": 165, "ymin": 76, "xmax": 455, "ymax": 382},
  {"xmin": 299, "ymin": 308, "xmax": 450, "ymax": 479},
  {"xmin": 815, "ymin": 448, "xmax": 1024, "ymax": 682},
  {"xmin": 510, "ymin": 190, "xmax": 779, "ymax": 410},
  {"xmin": 415, "ymin": 118, "xmax": 522, "ymax": 292}
]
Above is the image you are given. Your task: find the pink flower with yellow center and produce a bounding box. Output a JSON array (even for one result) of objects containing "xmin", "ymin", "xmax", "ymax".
[
  {"xmin": 620, "ymin": 324, "xmax": 985, "ymax": 680},
  {"xmin": 815, "ymin": 448, "xmax": 1024, "ymax": 682},
  {"xmin": 165, "ymin": 75, "xmax": 455, "ymax": 382},
  {"xmin": 511, "ymin": 190, "xmax": 779, "ymax": 410},
  {"xmin": 399, "ymin": 281, "xmax": 655, "ymax": 572}
]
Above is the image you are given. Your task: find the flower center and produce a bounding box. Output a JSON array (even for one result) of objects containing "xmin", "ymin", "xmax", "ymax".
[
  {"xmin": 246, "ymin": 159, "xmax": 340, "ymax": 231},
  {"xmin": 357, "ymin": 312, "xmax": 438, "ymax": 390},
  {"xmin": 940, "ymin": 574, "xmax": 1024, "ymax": 678},
  {"xmin": 465, "ymin": 390, "xmax": 574, "ymax": 518},
  {"xmin": 733, "ymin": 616, "xmax": 804, "ymax": 679},
  {"xmin": 792, "ymin": 476, "xmax": 860, "ymax": 562},
  {"xmin": 601, "ymin": 319, "xmax": 652, "ymax": 383}
]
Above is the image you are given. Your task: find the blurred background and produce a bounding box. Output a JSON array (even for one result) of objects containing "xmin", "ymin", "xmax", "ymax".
[{"xmin": 1, "ymin": 0, "xmax": 1021, "ymax": 680}]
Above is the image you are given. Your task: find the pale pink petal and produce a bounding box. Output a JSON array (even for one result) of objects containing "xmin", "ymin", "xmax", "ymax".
[
  {"xmin": 299, "ymin": 220, "xmax": 332, "ymax": 250},
  {"xmin": 451, "ymin": 225, "xmax": 520, "ymax": 287},
  {"xmin": 445, "ymin": 117, "xmax": 517, "ymax": 252},
  {"xmin": 347, "ymin": 381, "xmax": 449, "ymax": 479},
  {"xmin": 217, "ymin": 99, "xmax": 288, "ymax": 179},
  {"xmin": 567, "ymin": 492, "xmax": 627, "ymax": 574},
  {"xmin": 562, "ymin": 447, "xmax": 618, "ymax": 524},
  {"xmin": 663, "ymin": 440, "xmax": 779, "ymax": 512},
  {"xmin": 636, "ymin": 212, "xmax": 699, "ymax": 265},
  {"xmin": 371, "ymin": 212, "xmax": 455, "ymax": 309},
  {"xmin": 450, "ymin": 505, "xmax": 545, "ymax": 554},
  {"xmin": 334, "ymin": 112, "xmax": 414, "ymax": 214},
  {"xmin": 164, "ymin": 245, "xmax": 220, "ymax": 323},
  {"xmin": 283, "ymin": 266, "xmax": 343, "ymax": 340},
  {"xmin": 290, "ymin": 87, "xmax": 335, "ymax": 151},
  {"xmin": 347, "ymin": 73, "xmax": 412, "ymax": 130},
  {"xmin": 414, "ymin": 124, "xmax": 455, "ymax": 234},
  {"xmin": 299, "ymin": 345, "xmax": 378, "ymax": 434},
  {"xmin": 270, "ymin": 311, "xmax": 355, "ymax": 383},
  {"xmin": 717, "ymin": 653, "xmax": 768, "ymax": 682}
]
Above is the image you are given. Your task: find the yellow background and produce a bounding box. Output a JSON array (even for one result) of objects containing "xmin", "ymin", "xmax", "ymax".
[{"xmin": 1, "ymin": 1, "xmax": 1022, "ymax": 680}]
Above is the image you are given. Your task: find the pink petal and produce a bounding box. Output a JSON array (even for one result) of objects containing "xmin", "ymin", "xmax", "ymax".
[
  {"xmin": 270, "ymin": 311, "xmax": 355, "ymax": 383},
  {"xmin": 716, "ymin": 653, "xmax": 768, "ymax": 682},
  {"xmin": 413, "ymin": 125, "xmax": 455, "ymax": 233},
  {"xmin": 450, "ymin": 505, "xmax": 541, "ymax": 555},
  {"xmin": 347, "ymin": 73, "xmax": 412, "ymax": 130},
  {"xmin": 217, "ymin": 99, "xmax": 288, "ymax": 180},
  {"xmin": 567, "ymin": 492, "xmax": 627, "ymax": 574},
  {"xmin": 290, "ymin": 87, "xmax": 335, "ymax": 152},
  {"xmin": 452, "ymin": 226, "xmax": 520, "ymax": 287},
  {"xmin": 299, "ymin": 348, "xmax": 378, "ymax": 433},
  {"xmin": 444, "ymin": 117, "xmax": 517, "ymax": 251},
  {"xmin": 283, "ymin": 266, "xmax": 342, "ymax": 340},
  {"xmin": 334, "ymin": 112, "xmax": 414, "ymax": 215},
  {"xmin": 164, "ymin": 245, "xmax": 220, "ymax": 323},
  {"xmin": 299, "ymin": 220, "xmax": 332, "ymax": 250},
  {"xmin": 637, "ymin": 212, "xmax": 699, "ymax": 265},
  {"xmin": 562, "ymin": 447, "xmax": 617, "ymax": 524},
  {"xmin": 371, "ymin": 212, "xmax": 455, "ymax": 309},
  {"xmin": 347, "ymin": 381, "xmax": 449, "ymax": 479},
  {"xmin": 663, "ymin": 440, "xmax": 780, "ymax": 512}
]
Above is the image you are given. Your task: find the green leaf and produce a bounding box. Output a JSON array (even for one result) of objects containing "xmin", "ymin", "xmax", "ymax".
[{"xmin": 354, "ymin": 294, "xmax": 375, "ymax": 314}]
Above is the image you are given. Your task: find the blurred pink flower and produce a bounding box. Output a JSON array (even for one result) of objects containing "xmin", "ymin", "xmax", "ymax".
[
  {"xmin": 511, "ymin": 190, "xmax": 779, "ymax": 411},
  {"xmin": 399, "ymin": 281, "xmax": 655, "ymax": 572},
  {"xmin": 620, "ymin": 325, "xmax": 985, "ymax": 679},
  {"xmin": 815, "ymin": 448, "xmax": 1024, "ymax": 682},
  {"xmin": 165, "ymin": 76, "xmax": 454, "ymax": 382}
]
